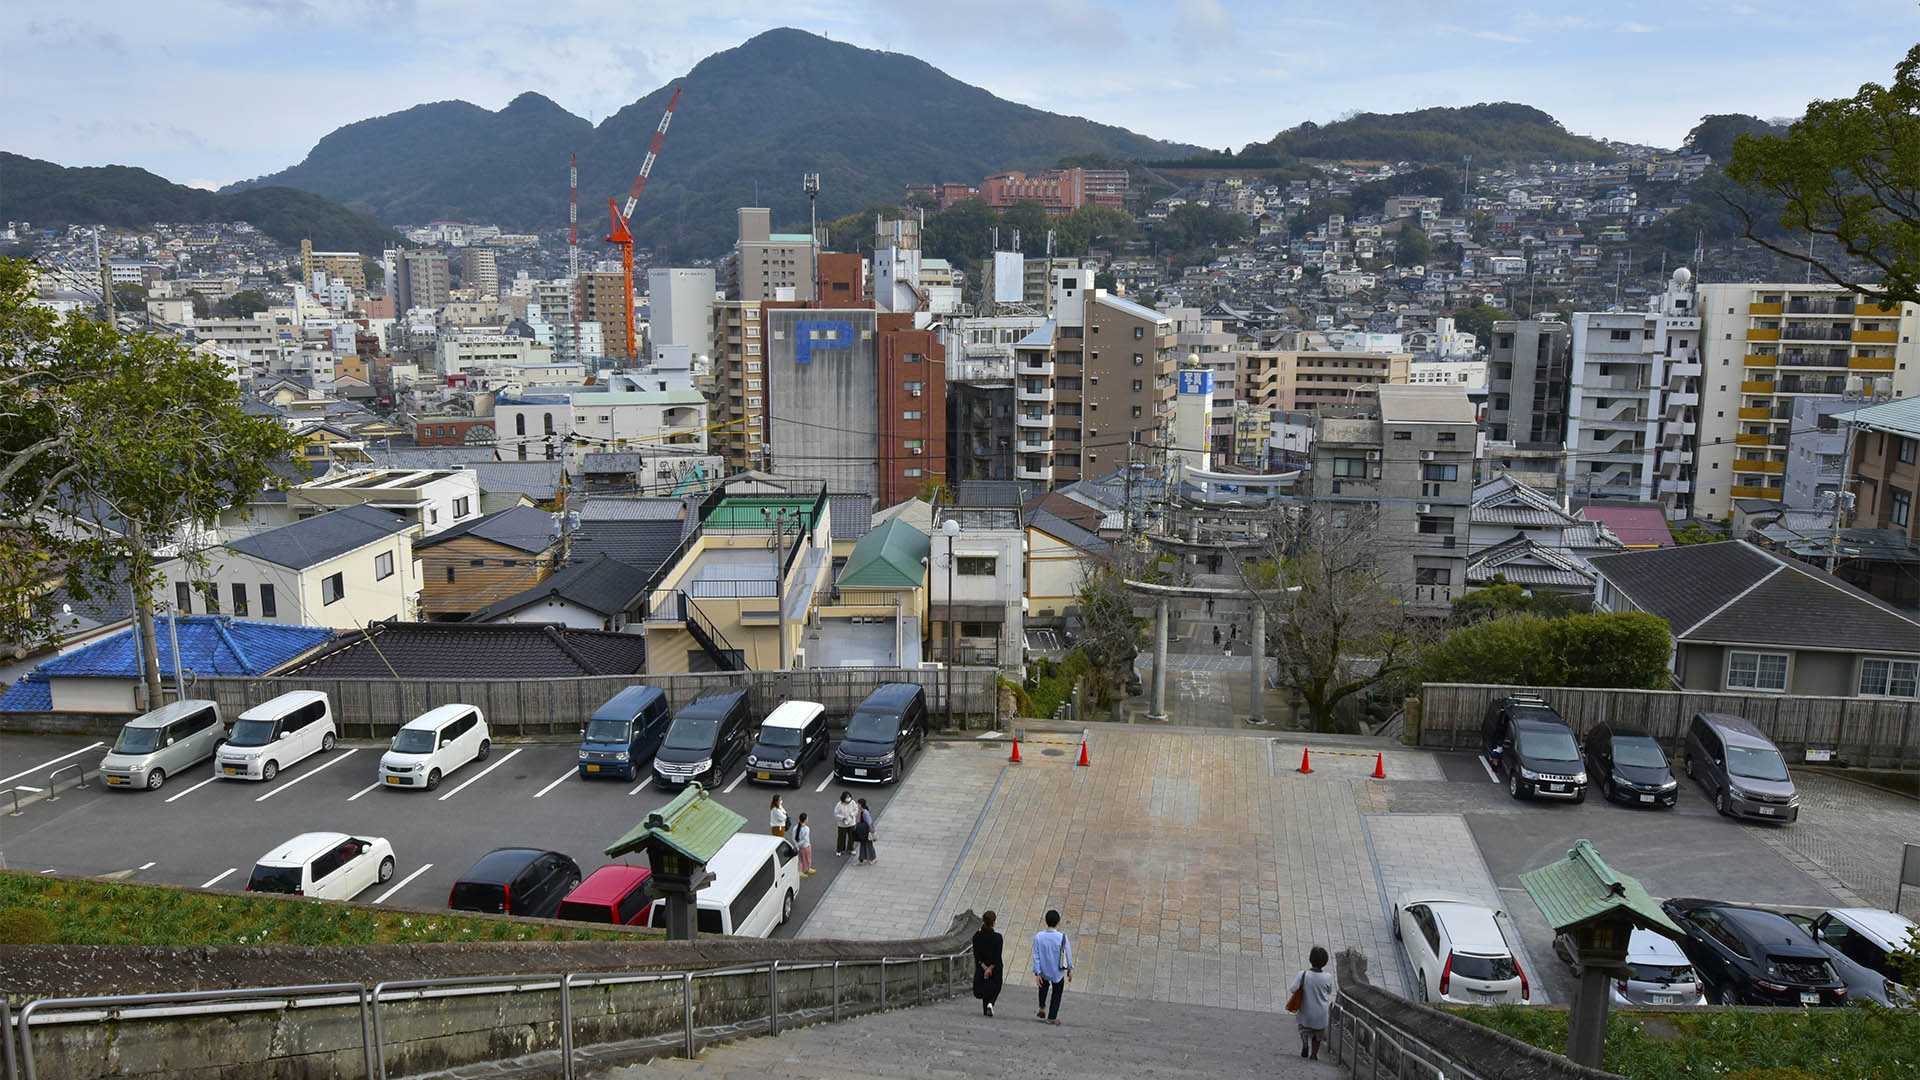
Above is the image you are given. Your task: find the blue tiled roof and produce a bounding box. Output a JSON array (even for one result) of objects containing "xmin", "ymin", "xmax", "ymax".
[
  {"xmin": 0, "ymin": 673, "xmax": 52, "ymax": 711},
  {"xmin": 33, "ymin": 617, "xmax": 336, "ymax": 682}
]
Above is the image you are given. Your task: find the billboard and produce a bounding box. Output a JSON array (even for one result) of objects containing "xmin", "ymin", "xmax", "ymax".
[{"xmin": 992, "ymin": 251, "xmax": 1025, "ymax": 304}]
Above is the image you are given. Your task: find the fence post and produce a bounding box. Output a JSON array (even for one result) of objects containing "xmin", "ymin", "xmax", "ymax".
[
  {"xmin": 831, "ymin": 961, "xmax": 840, "ymax": 1022},
  {"xmin": 559, "ymin": 973, "xmax": 575, "ymax": 1080},
  {"xmin": 682, "ymin": 972, "xmax": 696, "ymax": 1059},
  {"xmin": 879, "ymin": 959, "xmax": 887, "ymax": 1009},
  {"xmin": 768, "ymin": 961, "xmax": 779, "ymax": 1037},
  {"xmin": 358, "ymin": 987, "xmax": 375, "ymax": 1080}
]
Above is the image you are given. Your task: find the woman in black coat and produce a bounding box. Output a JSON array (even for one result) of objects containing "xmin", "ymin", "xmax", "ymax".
[{"xmin": 972, "ymin": 910, "xmax": 1004, "ymax": 1016}]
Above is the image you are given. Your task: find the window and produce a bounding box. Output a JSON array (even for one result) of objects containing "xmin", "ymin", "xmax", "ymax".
[
  {"xmin": 903, "ymin": 410, "xmax": 923, "ymax": 420},
  {"xmin": 1858, "ymin": 658, "xmax": 1919, "ymax": 698},
  {"xmin": 1132, "ymin": 353, "xmax": 1144, "ymax": 365},
  {"xmin": 543, "ymin": 413, "xmax": 555, "ymax": 435},
  {"xmin": 1893, "ymin": 490, "xmax": 1913, "ymax": 528},
  {"xmin": 260, "ymin": 584, "xmax": 276, "ymax": 618},
  {"xmin": 1423, "ymin": 464, "xmax": 1459, "ymax": 482},
  {"xmin": 1131, "ymin": 379, "xmax": 1143, "ymax": 392},
  {"xmin": 515, "ymin": 414, "xmax": 526, "ymax": 436},
  {"xmin": 1415, "ymin": 567, "xmax": 1451, "ymax": 585},
  {"xmin": 452, "ymin": 496, "xmax": 471, "ymax": 519},
  {"xmin": 231, "ymin": 583, "xmax": 248, "ymax": 616},
  {"xmin": 1133, "ymin": 326, "xmax": 1145, "ymax": 340},
  {"xmin": 960, "ymin": 620, "xmax": 993, "ymax": 638},
  {"xmin": 200, "ymin": 584, "xmax": 220, "ymax": 615},
  {"xmin": 904, "ymin": 353, "xmax": 924, "ymax": 364},
  {"xmin": 1436, "ymin": 432, "xmax": 1457, "ymax": 442},
  {"xmin": 1131, "ymin": 405, "xmax": 1142, "ymax": 418},
  {"xmin": 1610, "ymin": 329, "xmax": 1633, "ymax": 341},
  {"xmin": 904, "ymin": 438, "xmax": 924, "ymax": 452},
  {"xmin": 1899, "ymin": 438, "xmax": 1918, "ymax": 464},
  {"xmin": 904, "ymin": 381, "xmax": 923, "ymax": 394},
  {"xmin": 904, "ymin": 467, "xmax": 923, "ymax": 477},
  {"xmin": 1416, "ymin": 516, "xmax": 1454, "ymax": 535},
  {"xmin": 1726, "ymin": 650, "xmax": 1789, "ymax": 692},
  {"xmin": 175, "ymin": 581, "xmax": 193, "ymax": 614},
  {"xmin": 1332, "ymin": 457, "xmax": 1368, "ymax": 478},
  {"xmin": 321, "ymin": 572, "xmax": 345, "ymax": 606},
  {"xmin": 1392, "ymin": 431, "xmax": 1412, "ymax": 441},
  {"xmin": 374, "ymin": 551, "xmax": 395, "ymax": 580},
  {"xmin": 958, "ymin": 557, "xmax": 996, "ymax": 576}
]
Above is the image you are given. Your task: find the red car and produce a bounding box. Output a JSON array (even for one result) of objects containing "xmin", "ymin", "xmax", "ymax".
[{"xmin": 555, "ymin": 864, "xmax": 654, "ymax": 926}]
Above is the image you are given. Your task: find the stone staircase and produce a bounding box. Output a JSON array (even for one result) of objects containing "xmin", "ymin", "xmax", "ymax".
[{"xmin": 595, "ymin": 991, "xmax": 1342, "ymax": 1078}]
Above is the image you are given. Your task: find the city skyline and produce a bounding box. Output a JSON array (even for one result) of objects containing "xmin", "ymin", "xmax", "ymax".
[{"xmin": 3, "ymin": 1, "xmax": 1915, "ymax": 191}]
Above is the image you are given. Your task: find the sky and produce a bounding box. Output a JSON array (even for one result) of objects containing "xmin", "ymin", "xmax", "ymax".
[{"xmin": 2, "ymin": 1, "xmax": 1915, "ymax": 191}]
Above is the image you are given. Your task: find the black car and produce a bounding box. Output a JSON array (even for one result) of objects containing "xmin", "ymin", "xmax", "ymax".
[
  {"xmin": 1660, "ymin": 898, "xmax": 1849, "ymax": 1007},
  {"xmin": 1482, "ymin": 693, "xmax": 1588, "ymax": 802},
  {"xmin": 447, "ymin": 848, "xmax": 583, "ymax": 919},
  {"xmin": 1584, "ymin": 722, "xmax": 1679, "ymax": 807}
]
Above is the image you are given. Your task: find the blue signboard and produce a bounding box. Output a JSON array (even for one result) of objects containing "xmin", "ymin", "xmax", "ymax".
[
  {"xmin": 794, "ymin": 320, "xmax": 855, "ymax": 365},
  {"xmin": 1177, "ymin": 369, "xmax": 1214, "ymax": 396}
]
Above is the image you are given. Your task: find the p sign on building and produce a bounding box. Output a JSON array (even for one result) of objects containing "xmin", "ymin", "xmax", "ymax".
[{"xmin": 766, "ymin": 309, "xmax": 880, "ymax": 495}]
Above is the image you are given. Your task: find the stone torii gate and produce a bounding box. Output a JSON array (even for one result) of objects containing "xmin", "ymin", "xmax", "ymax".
[{"xmin": 1122, "ymin": 579, "xmax": 1298, "ymax": 725}]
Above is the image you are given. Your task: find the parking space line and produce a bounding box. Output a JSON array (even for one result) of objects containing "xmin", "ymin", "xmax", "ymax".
[
  {"xmin": 372, "ymin": 863, "xmax": 434, "ymax": 904},
  {"xmin": 437, "ymin": 747, "xmax": 521, "ymax": 802},
  {"xmin": 15, "ymin": 785, "xmax": 42, "ymax": 793},
  {"xmin": 0, "ymin": 742, "xmax": 103, "ymax": 786},
  {"xmin": 1477, "ymin": 755, "xmax": 1500, "ymax": 783},
  {"xmin": 200, "ymin": 868, "xmax": 237, "ymax": 889},
  {"xmin": 347, "ymin": 781, "xmax": 381, "ymax": 802},
  {"xmin": 39, "ymin": 868, "xmax": 56, "ymax": 874},
  {"xmin": 164, "ymin": 775, "xmax": 220, "ymax": 803},
  {"xmin": 255, "ymin": 748, "xmax": 358, "ymax": 802},
  {"xmin": 814, "ymin": 773, "xmax": 834, "ymax": 793},
  {"xmin": 722, "ymin": 771, "xmax": 745, "ymax": 794},
  {"xmin": 533, "ymin": 769, "xmax": 574, "ymax": 798},
  {"xmin": 628, "ymin": 778, "xmax": 651, "ymax": 795},
  {"xmin": 139, "ymin": 862, "xmax": 156, "ymax": 870}
]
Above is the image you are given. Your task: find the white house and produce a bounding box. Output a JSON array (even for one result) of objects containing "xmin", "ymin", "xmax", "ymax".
[
  {"xmin": 156, "ymin": 505, "xmax": 422, "ymax": 630},
  {"xmin": 928, "ymin": 512, "xmax": 1027, "ymax": 668},
  {"xmin": 495, "ymin": 388, "xmax": 708, "ymax": 468}
]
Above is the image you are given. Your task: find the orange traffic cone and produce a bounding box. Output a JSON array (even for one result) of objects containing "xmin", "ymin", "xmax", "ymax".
[
  {"xmin": 1297, "ymin": 748, "xmax": 1314, "ymax": 774},
  {"xmin": 1076, "ymin": 741, "xmax": 1090, "ymax": 767},
  {"xmin": 1009, "ymin": 738, "xmax": 1022, "ymax": 764},
  {"xmin": 1371, "ymin": 753, "xmax": 1387, "ymax": 780}
]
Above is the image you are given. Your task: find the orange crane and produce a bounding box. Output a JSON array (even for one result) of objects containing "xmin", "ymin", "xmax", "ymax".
[{"xmin": 604, "ymin": 86, "xmax": 682, "ymax": 362}]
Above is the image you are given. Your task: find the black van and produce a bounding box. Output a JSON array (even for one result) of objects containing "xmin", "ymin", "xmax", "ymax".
[
  {"xmin": 578, "ymin": 686, "xmax": 671, "ymax": 781},
  {"xmin": 652, "ymin": 690, "xmax": 751, "ymax": 789},
  {"xmin": 1482, "ymin": 692, "xmax": 1588, "ymax": 802},
  {"xmin": 834, "ymin": 683, "xmax": 927, "ymax": 784},
  {"xmin": 447, "ymin": 847, "xmax": 582, "ymax": 918}
]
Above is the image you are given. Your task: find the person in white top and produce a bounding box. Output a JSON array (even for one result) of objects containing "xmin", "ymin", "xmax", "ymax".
[
  {"xmin": 1288, "ymin": 946, "xmax": 1336, "ymax": 1060},
  {"xmin": 833, "ymin": 791, "xmax": 858, "ymax": 856},
  {"xmin": 769, "ymin": 795, "xmax": 788, "ymax": 837}
]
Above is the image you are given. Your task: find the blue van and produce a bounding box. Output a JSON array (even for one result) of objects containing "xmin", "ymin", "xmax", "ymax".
[{"xmin": 577, "ymin": 686, "xmax": 671, "ymax": 780}]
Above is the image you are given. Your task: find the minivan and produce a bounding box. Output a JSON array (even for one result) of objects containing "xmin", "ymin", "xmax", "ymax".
[
  {"xmin": 1794, "ymin": 908, "xmax": 1918, "ymax": 1006},
  {"xmin": 1482, "ymin": 692, "xmax": 1586, "ymax": 802},
  {"xmin": 447, "ymin": 848, "xmax": 583, "ymax": 918},
  {"xmin": 1684, "ymin": 712, "xmax": 1799, "ymax": 822},
  {"xmin": 380, "ymin": 704, "xmax": 489, "ymax": 791},
  {"xmin": 652, "ymin": 691, "xmax": 751, "ymax": 789},
  {"xmin": 834, "ymin": 683, "xmax": 927, "ymax": 784},
  {"xmin": 246, "ymin": 831, "xmax": 395, "ymax": 900},
  {"xmin": 100, "ymin": 699, "xmax": 226, "ymax": 791},
  {"xmin": 578, "ymin": 686, "xmax": 671, "ymax": 781},
  {"xmin": 217, "ymin": 690, "xmax": 335, "ymax": 781},
  {"xmin": 556, "ymin": 864, "xmax": 655, "ymax": 926},
  {"xmin": 747, "ymin": 700, "xmax": 829, "ymax": 788},
  {"xmin": 644, "ymin": 833, "xmax": 801, "ymax": 937}
]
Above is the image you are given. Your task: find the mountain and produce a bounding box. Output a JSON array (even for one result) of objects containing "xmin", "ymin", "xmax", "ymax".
[
  {"xmin": 1681, "ymin": 114, "xmax": 1791, "ymax": 162},
  {"xmin": 227, "ymin": 28, "xmax": 1195, "ymax": 257},
  {"xmin": 1251, "ymin": 103, "xmax": 1619, "ymax": 167},
  {"xmin": 0, "ymin": 153, "xmax": 398, "ymax": 253}
]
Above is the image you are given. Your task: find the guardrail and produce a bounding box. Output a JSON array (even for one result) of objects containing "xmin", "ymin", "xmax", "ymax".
[
  {"xmin": 43, "ymin": 764, "xmax": 87, "ymax": 800},
  {"xmin": 6, "ymin": 948, "xmax": 972, "ymax": 1080}
]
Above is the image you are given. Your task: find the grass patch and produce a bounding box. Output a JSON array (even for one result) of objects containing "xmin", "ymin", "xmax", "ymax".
[
  {"xmin": 0, "ymin": 871, "xmax": 654, "ymax": 946},
  {"xmin": 1446, "ymin": 1003, "xmax": 1920, "ymax": 1080}
]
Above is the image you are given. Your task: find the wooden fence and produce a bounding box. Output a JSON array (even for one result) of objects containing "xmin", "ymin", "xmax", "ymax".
[
  {"xmin": 194, "ymin": 667, "xmax": 1000, "ymax": 740},
  {"xmin": 1416, "ymin": 683, "xmax": 1920, "ymax": 770}
]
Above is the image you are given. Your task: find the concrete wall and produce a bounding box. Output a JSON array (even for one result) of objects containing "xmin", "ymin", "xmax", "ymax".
[{"xmin": 766, "ymin": 308, "xmax": 879, "ymax": 495}]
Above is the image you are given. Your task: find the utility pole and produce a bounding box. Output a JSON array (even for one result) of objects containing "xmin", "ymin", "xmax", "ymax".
[
  {"xmin": 804, "ymin": 172, "xmax": 821, "ymax": 303},
  {"xmin": 942, "ymin": 517, "xmax": 960, "ymax": 730},
  {"xmin": 763, "ymin": 506, "xmax": 800, "ymax": 669}
]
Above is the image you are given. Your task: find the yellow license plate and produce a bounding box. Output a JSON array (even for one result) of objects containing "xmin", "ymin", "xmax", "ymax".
[
  {"xmin": 107, "ymin": 776, "xmax": 126, "ymax": 785},
  {"xmin": 756, "ymin": 771, "xmax": 771, "ymax": 780},
  {"xmin": 586, "ymin": 764, "xmax": 600, "ymax": 772},
  {"xmin": 385, "ymin": 776, "xmax": 402, "ymax": 784},
  {"xmin": 223, "ymin": 767, "xmax": 239, "ymax": 775}
]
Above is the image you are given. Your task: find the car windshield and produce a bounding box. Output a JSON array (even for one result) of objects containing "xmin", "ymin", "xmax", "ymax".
[
  {"xmin": 662, "ymin": 716, "xmax": 718, "ymax": 751},
  {"xmin": 1520, "ymin": 727, "xmax": 1580, "ymax": 762},
  {"xmin": 228, "ymin": 718, "xmax": 277, "ymax": 747},
  {"xmin": 757, "ymin": 727, "xmax": 803, "ymax": 748},
  {"xmin": 1611, "ymin": 736, "xmax": 1668, "ymax": 769},
  {"xmin": 1449, "ymin": 953, "xmax": 1519, "ymax": 981},
  {"xmin": 1728, "ymin": 745, "xmax": 1790, "ymax": 781},
  {"xmin": 390, "ymin": 729, "xmax": 436, "ymax": 754},
  {"xmin": 448, "ymin": 882, "xmax": 507, "ymax": 913},
  {"xmin": 844, "ymin": 712, "xmax": 898, "ymax": 744},
  {"xmin": 585, "ymin": 719, "xmax": 632, "ymax": 743},
  {"xmin": 1628, "ymin": 962, "xmax": 1693, "ymax": 983},
  {"xmin": 113, "ymin": 727, "xmax": 164, "ymax": 754},
  {"xmin": 247, "ymin": 865, "xmax": 302, "ymax": 894}
]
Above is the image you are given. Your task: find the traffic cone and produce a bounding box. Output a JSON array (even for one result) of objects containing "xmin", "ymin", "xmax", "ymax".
[
  {"xmin": 1297, "ymin": 748, "xmax": 1313, "ymax": 774},
  {"xmin": 1009, "ymin": 738, "xmax": 1022, "ymax": 764},
  {"xmin": 1372, "ymin": 753, "xmax": 1387, "ymax": 780},
  {"xmin": 1076, "ymin": 741, "xmax": 1090, "ymax": 767}
]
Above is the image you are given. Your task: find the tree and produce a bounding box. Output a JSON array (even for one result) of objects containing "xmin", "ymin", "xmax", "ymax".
[
  {"xmin": 214, "ymin": 289, "xmax": 268, "ymax": 318},
  {"xmin": 0, "ymin": 258, "xmax": 301, "ymax": 700},
  {"xmin": 185, "ymin": 291, "xmax": 211, "ymax": 320},
  {"xmin": 111, "ymin": 283, "xmax": 148, "ymax": 312},
  {"xmin": 1724, "ymin": 44, "xmax": 1920, "ymax": 304},
  {"xmin": 1075, "ymin": 557, "xmax": 1149, "ymax": 707},
  {"xmin": 1395, "ymin": 225, "xmax": 1432, "ymax": 267},
  {"xmin": 1671, "ymin": 521, "xmax": 1729, "ymax": 545},
  {"xmin": 1155, "ymin": 203, "xmax": 1252, "ymax": 254},
  {"xmin": 1416, "ymin": 611, "xmax": 1672, "ymax": 689},
  {"xmin": 1450, "ymin": 579, "xmax": 1573, "ymax": 625},
  {"xmin": 1449, "ymin": 300, "xmax": 1514, "ymax": 345}
]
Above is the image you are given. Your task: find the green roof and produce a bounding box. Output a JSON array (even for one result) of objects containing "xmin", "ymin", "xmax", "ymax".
[
  {"xmin": 603, "ymin": 783, "xmax": 746, "ymax": 864},
  {"xmin": 837, "ymin": 517, "xmax": 930, "ymax": 589},
  {"xmin": 707, "ymin": 495, "xmax": 822, "ymax": 532},
  {"xmin": 1518, "ymin": 839, "xmax": 1681, "ymax": 936}
]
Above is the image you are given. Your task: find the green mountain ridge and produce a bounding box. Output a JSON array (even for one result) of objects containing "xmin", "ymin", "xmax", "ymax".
[
  {"xmin": 1253, "ymin": 102, "xmax": 1620, "ymax": 166},
  {"xmin": 224, "ymin": 27, "xmax": 1196, "ymax": 258},
  {"xmin": 0, "ymin": 153, "xmax": 399, "ymax": 253}
]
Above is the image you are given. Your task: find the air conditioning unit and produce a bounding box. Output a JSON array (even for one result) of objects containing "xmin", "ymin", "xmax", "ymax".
[
  {"xmin": 911, "ymin": 388, "xmax": 922, "ymax": 397},
  {"xmin": 1422, "ymin": 450, "xmax": 1437, "ymax": 461},
  {"xmin": 912, "ymin": 446, "xmax": 923, "ymax": 455},
  {"xmin": 1418, "ymin": 503, "xmax": 1434, "ymax": 514},
  {"xmin": 1365, "ymin": 450, "xmax": 1381, "ymax": 461}
]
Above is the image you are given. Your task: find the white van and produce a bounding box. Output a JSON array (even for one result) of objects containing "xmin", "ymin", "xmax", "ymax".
[
  {"xmin": 217, "ymin": 690, "xmax": 335, "ymax": 781},
  {"xmin": 380, "ymin": 704, "xmax": 490, "ymax": 791},
  {"xmin": 246, "ymin": 831, "xmax": 395, "ymax": 900},
  {"xmin": 646, "ymin": 833, "xmax": 801, "ymax": 937}
]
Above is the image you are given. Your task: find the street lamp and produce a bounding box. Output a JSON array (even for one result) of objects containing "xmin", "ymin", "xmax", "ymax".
[{"xmin": 942, "ymin": 517, "xmax": 960, "ymax": 730}]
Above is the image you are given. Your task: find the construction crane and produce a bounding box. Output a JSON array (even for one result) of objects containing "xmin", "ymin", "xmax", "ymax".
[
  {"xmin": 568, "ymin": 152, "xmax": 580, "ymax": 360},
  {"xmin": 604, "ymin": 86, "xmax": 682, "ymax": 362}
]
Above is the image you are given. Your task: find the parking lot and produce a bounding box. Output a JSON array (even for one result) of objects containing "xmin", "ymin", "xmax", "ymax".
[{"xmin": 0, "ymin": 731, "xmax": 908, "ymax": 937}]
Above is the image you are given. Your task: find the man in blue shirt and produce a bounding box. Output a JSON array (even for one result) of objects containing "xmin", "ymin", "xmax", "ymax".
[{"xmin": 1031, "ymin": 909, "xmax": 1073, "ymax": 1024}]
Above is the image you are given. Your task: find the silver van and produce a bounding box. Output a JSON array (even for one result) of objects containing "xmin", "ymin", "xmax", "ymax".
[
  {"xmin": 100, "ymin": 699, "xmax": 227, "ymax": 791},
  {"xmin": 1683, "ymin": 712, "xmax": 1799, "ymax": 823}
]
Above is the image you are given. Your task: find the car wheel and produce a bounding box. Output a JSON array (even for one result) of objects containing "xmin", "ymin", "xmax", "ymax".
[
  {"xmin": 145, "ymin": 769, "xmax": 166, "ymax": 791},
  {"xmin": 262, "ymin": 761, "xmax": 278, "ymax": 782},
  {"xmin": 1416, "ymin": 975, "xmax": 1429, "ymax": 1003},
  {"xmin": 1600, "ymin": 775, "xmax": 1614, "ymax": 801},
  {"xmin": 476, "ymin": 739, "xmax": 491, "ymax": 761},
  {"xmin": 378, "ymin": 856, "xmax": 395, "ymax": 883},
  {"xmin": 1684, "ymin": 755, "xmax": 1694, "ymax": 779},
  {"xmin": 1718, "ymin": 983, "xmax": 1739, "ymax": 1006},
  {"xmin": 425, "ymin": 768, "xmax": 441, "ymax": 791},
  {"xmin": 1573, "ymin": 786, "xmax": 1587, "ymax": 805},
  {"xmin": 1392, "ymin": 909, "xmax": 1402, "ymax": 939},
  {"xmin": 321, "ymin": 732, "xmax": 336, "ymax": 752},
  {"xmin": 780, "ymin": 888, "xmax": 794, "ymax": 926},
  {"xmin": 1508, "ymin": 769, "xmax": 1524, "ymax": 800},
  {"xmin": 1714, "ymin": 789, "xmax": 1728, "ymax": 816}
]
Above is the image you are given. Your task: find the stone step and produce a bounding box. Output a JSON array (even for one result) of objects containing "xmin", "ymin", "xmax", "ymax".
[{"xmin": 594, "ymin": 992, "xmax": 1342, "ymax": 1079}]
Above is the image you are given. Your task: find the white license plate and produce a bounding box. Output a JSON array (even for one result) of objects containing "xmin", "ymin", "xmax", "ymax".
[
  {"xmin": 1639, "ymin": 794, "xmax": 1654, "ymax": 803},
  {"xmin": 1758, "ymin": 806, "xmax": 1777, "ymax": 815},
  {"xmin": 385, "ymin": 776, "xmax": 402, "ymax": 785},
  {"xmin": 586, "ymin": 764, "xmax": 600, "ymax": 772},
  {"xmin": 107, "ymin": 776, "xmax": 127, "ymax": 785},
  {"xmin": 1799, "ymin": 991, "xmax": 1819, "ymax": 1005},
  {"xmin": 756, "ymin": 771, "xmax": 771, "ymax": 780},
  {"xmin": 853, "ymin": 768, "xmax": 868, "ymax": 776},
  {"xmin": 1544, "ymin": 783, "xmax": 1562, "ymax": 792}
]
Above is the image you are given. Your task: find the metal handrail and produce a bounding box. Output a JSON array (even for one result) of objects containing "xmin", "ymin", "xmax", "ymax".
[
  {"xmin": 43, "ymin": 764, "xmax": 87, "ymax": 800},
  {"xmin": 1330, "ymin": 988, "xmax": 1491, "ymax": 1080},
  {"xmin": 370, "ymin": 973, "xmax": 566, "ymax": 1080},
  {"xmin": 14, "ymin": 983, "xmax": 372, "ymax": 1080}
]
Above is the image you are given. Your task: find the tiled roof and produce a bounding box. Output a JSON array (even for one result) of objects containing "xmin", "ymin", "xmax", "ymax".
[
  {"xmin": 1831, "ymin": 396, "xmax": 1920, "ymax": 441},
  {"xmin": 1027, "ymin": 509, "xmax": 1110, "ymax": 554},
  {"xmin": 1, "ymin": 617, "xmax": 336, "ymax": 710},
  {"xmin": 412, "ymin": 505, "xmax": 557, "ymax": 554},
  {"xmin": 566, "ymin": 519, "xmax": 689, "ymax": 581},
  {"xmin": 0, "ymin": 673, "xmax": 52, "ymax": 711},
  {"xmin": 273, "ymin": 621, "xmax": 647, "ymax": 678},
  {"xmin": 828, "ymin": 494, "xmax": 876, "ymax": 542},
  {"xmin": 467, "ymin": 555, "xmax": 655, "ymax": 621},
  {"xmin": 1024, "ymin": 491, "xmax": 1103, "ymax": 533},
  {"xmin": 837, "ymin": 517, "xmax": 929, "ymax": 589},
  {"xmin": 1578, "ymin": 504, "xmax": 1674, "ymax": 548},
  {"xmin": 225, "ymin": 505, "xmax": 417, "ymax": 570},
  {"xmin": 1468, "ymin": 535, "xmax": 1595, "ymax": 589},
  {"xmin": 579, "ymin": 497, "xmax": 693, "ymax": 522},
  {"xmin": 1471, "ymin": 475, "xmax": 1577, "ymax": 527}
]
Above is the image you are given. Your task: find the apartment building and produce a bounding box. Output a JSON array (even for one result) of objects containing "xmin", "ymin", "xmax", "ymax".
[
  {"xmin": 942, "ymin": 315, "xmax": 1047, "ymax": 484},
  {"xmin": 1237, "ymin": 350, "xmax": 1413, "ymax": 413},
  {"xmin": 1310, "ymin": 385, "xmax": 1481, "ymax": 609},
  {"xmin": 1694, "ymin": 282, "xmax": 1918, "ymax": 520},
  {"xmin": 577, "ymin": 270, "xmax": 633, "ymax": 363},
  {"xmin": 393, "ymin": 250, "xmax": 451, "ymax": 314},
  {"xmin": 733, "ymin": 207, "xmax": 817, "ymax": 302},
  {"xmin": 1839, "ymin": 396, "xmax": 1920, "ymax": 548},
  {"xmin": 979, "ymin": 167, "xmax": 1128, "ymax": 212},
  {"xmin": 1486, "ymin": 320, "xmax": 1571, "ymax": 446},
  {"xmin": 299, "ymin": 240, "xmax": 365, "ymax": 290},
  {"xmin": 495, "ymin": 388, "xmax": 707, "ymax": 468},
  {"xmin": 646, "ymin": 268, "xmax": 717, "ymax": 353},
  {"xmin": 709, "ymin": 299, "xmax": 766, "ymax": 472},
  {"xmin": 460, "ymin": 248, "xmax": 499, "ymax": 298}
]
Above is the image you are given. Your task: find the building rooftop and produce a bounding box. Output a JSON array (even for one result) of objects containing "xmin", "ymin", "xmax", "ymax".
[
  {"xmin": 1832, "ymin": 396, "xmax": 1920, "ymax": 440},
  {"xmin": 1377, "ymin": 384, "xmax": 1477, "ymax": 424},
  {"xmin": 467, "ymin": 554, "xmax": 656, "ymax": 621},
  {"xmin": 225, "ymin": 505, "xmax": 417, "ymax": 570},
  {"xmin": 2, "ymin": 617, "xmax": 335, "ymax": 711},
  {"xmin": 273, "ymin": 621, "xmax": 648, "ymax": 678},
  {"xmin": 837, "ymin": 517, "xmax": 930, "ymax": 590},
  {"xmin": 412, "ymin": 504, "xmax": 557, "ymax": 554},
  {"xmin": 1577, "ymin": 504, "xmax": 1674, "ymax": 548}
]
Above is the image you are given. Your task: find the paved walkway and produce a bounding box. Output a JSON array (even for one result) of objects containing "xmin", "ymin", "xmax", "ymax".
[
  {"xmin": 598, "ymin": 991, "xmax": 1339, "ymax": 1079},
  {"xmin": 1752, "ymin": 771, "xmax": 1919, "ymax": 918}
]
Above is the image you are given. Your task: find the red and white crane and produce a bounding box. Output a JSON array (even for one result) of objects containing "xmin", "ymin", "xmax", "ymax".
[
  {"xmin": 567, "ymin": 152, "xmax": 580, "ymax": 357},
  {"xmin": 604, "ymin": 86, "xmax": 681, "ymax": 362}
]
